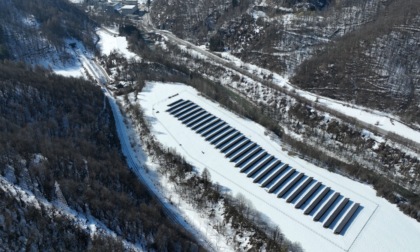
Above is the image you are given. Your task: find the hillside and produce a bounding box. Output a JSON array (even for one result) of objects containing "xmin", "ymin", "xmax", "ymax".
[
  {"xmin": 150, "ymin": 0, "xmax": 420, "ymax": 125},
  {"xmin": 292, "ymin": 0, "xmax": 420, "ymax": 124},
  {"xmin": 0, "ymin": 61, "xmax": 202, "ymax": 251},
  {"xmin": 0, "ymin": 0, "xmax": 96, "ymax": 71}
]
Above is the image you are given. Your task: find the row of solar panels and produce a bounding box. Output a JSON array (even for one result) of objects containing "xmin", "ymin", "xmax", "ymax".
[{"xmin": 166, "ymin": 99, "xmax": 361, "ymax": 235}]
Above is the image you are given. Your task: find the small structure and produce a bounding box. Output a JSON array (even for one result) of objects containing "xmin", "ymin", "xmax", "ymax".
[
  {"xmin": 103, "ymin": 2, "xmax": 122, "ymax": 13},
  {"xmin": 122, "ymin": 0, "xmax": 138, "ymax": 4},
  {"xmin": 120, "ymin": 4, "xmax": 138, "ymax": 15}
]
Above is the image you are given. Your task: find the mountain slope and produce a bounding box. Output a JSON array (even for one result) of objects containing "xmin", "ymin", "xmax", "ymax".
[
  {"xmin": 0, "ymin": 0, "xmax": 96, "ymax": 68},
  {"xmin": 292, "ymin": 0, "xmax": 420, "ymax": 124},
  {"xmin": 0, "ymin": 60, "xmax": 201, "ymax": 251},
  {"xmin": 150, "ymin": 0, "xmax": 420, "ymax": 125}
]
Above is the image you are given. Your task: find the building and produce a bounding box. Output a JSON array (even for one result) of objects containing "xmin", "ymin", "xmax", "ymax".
[
  {"xmin": 122, "ymin": 0, "xmax": 138, "ymax": 5},
  {"xmin": 104, "ymin": 2, "xmax": 122, "ymax": 12},
  {"xmin": 120, "ymin": 4, "xmax": 138, "ymax": 15}
]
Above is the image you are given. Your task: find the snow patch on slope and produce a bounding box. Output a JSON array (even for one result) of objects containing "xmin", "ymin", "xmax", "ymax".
[{"xmin": 97, "ymin": 28, "xmax": 140, "ymax": 60}]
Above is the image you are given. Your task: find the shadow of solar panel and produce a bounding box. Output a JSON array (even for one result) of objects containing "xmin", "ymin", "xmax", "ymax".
[
  {"xmin": 268, "ymin": 169, "xmax": 296, "ymax": 193},
  {"xmin": 334, "ymin": 203, "xmax": 361, "ymax": 234},
  {"xmin": 247, "ymin": 156, "xmax": 275, "ymax": 177},
  {"xmin": 287, "ymin": 177, "xmax": 313, "ymax": 203},
  {"xmin": 304, "ymin": 187, "xmax": 331, "ymax": 215},
  {"xmin": 260, "ymin": 163, "xmax": 288, "ymax": 187},
  {"xmin": 277, "ymin": 173, "xmax": 305, "ymax": 198},
  {"xmin": 166, "ymin": 100, "xmax": 190, "ymax": 112},
  {"xmin": 235, "ymin": 148, "xmax": 263, "ymax": 168},
  {"xmin": 295, "ymin": 182, "xmax": 322, "ymax": 209},
  {"xmin": 174, "ymin": 104, "xmax": 199, "ymax": 118},
  {"xmin": 323, "ymin": 198, "xmax": 349, "ymax": 228},
  {"xmin": 167, "ymin": 99, "xmax": 184, "ymax": 107},
  {"xmin": 170, "ymin": 102, "xmax": 195, "ymax": 116},
  {"xmin": 229, "ymin": 143, "xmax": 257, "ymax": 162},
  {"xmin": 240, "ymin": 152, "xmax": 268, "ymax": 173},
  {"xmin": 178, "ymin": 107, "xmax": 203, "ymax": 121},
  {"xmin": 254, "ymin": 160, "xmax": 281, "ymax": 183},
  {"xmin": 314, "ymin": 192, "xmax": 340, "ymax": 221},
  {"xmin": 186, "ymin": 113, "xmax": 211, "ymax": 127},
  {"xmin": 206, "ymin": 125, "xmax": 231, "ymax": 141}
]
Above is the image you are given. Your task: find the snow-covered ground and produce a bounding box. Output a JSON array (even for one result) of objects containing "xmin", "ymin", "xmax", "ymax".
[
  {"xmin": 0, "ymin": 176, "xmax": 143, "ymax": 251},
  {"xmin": 68, "ymin": 0, "xmax": 84, "ymax": 4},
  {"xmin": 138, "ymin": 82, "xmax": 420, "ymax": 252},
  {"xmin": 218, "ymin": 52, "xmax": 420, "ymax": 145},
  {"xmin": 154, "ymin": 31, "xmax": 420, "ymax": 146},
  {"xmin": 52, "ymin": 28, "xmax": 139, "ymax": 78},
  {"xmin": 96, "ymin": 28, "xmax": 140, "ymax": 60},
  {"xmin": 41, "ymin": 39, "xmax": 87, "ymax": 78}
]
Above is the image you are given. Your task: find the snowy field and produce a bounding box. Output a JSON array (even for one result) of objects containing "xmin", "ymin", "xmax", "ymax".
[
  {"xmin": 139, "ymin": 82, "xmax": 420, "ymax": 252},
  {"xmin": 97, "ymin": 29, "xmax": 140, "ymax": 60}
]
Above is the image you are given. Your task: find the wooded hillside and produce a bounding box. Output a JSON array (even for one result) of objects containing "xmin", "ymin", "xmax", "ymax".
[{"xmin": 0, "ymin": 62, "xmax": 202, "ymax": 251}]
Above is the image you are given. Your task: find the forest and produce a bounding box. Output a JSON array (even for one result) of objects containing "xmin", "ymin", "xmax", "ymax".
[{"xmin": 0, "ymin": 61, "xmax": 202, "ymax": 251}]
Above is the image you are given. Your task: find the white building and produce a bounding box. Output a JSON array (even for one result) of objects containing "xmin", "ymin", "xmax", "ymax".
[{"xmin": 120, "ymin": 4, "xmax": 138, "ymax": 15}]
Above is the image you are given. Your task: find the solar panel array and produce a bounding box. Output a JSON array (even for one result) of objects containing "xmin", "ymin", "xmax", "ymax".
[{"xmin": 166, "ymin": 99, "xmax": 361, "ymax": 235}]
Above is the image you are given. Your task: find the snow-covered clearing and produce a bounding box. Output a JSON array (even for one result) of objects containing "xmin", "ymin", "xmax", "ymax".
[
  {"xmin": 138, "ymin": 82, "xmax": 420, "ymax": 252},
  {"xmin": 97, "ymin": 28, "xmax": 140, "ymax": 60},
  {"xmin": 53, "ymin": 65, "xmax": 85, "ymax": 78},
  {"xmin": 42, "ymin": 39, "xmax": 87, "ymax": 78}
]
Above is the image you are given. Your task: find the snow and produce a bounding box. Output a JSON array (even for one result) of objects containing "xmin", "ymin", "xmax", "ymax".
[
  {"xmin": 138, "ymin": 82, "xmax": 420, "ymax": 252},
  {"xmin": 0, "ymin": 176, "xmax": 144, "ymax": 251},
  {"xmin": 81, "ymin": 35, "xmax": 227, "ymax": 250},
  {"xmin": 103, "ymin": 85, "xmax": 218, "ymax": 251},
  {"xmin": 179, "ymin": 45, "xmax": 207, "ymax": 60},
  {"xmin": 252, "ymin": 10, "xmax": 267, "ymax": 19},
  {"xmin": 53, "ymin": 65, "xmax": 85, "ymax": 78},
  {"xmin": 96, "ymin": 28, "xmax": 140, "ymax": 60},
  {"xmin": 311, "ymin": 95, "xmax": 420, "ymax": 144},
  {"xmin": 121, "ymin": 5, "xmax": 136, "ymax": 9},
  {"xmin": 36, "ymin": 37, "xmax": 104, "ymax": 79},
  {"xmin": 68, "ymin": 0, "xmax": 84, "ymax": 4},
  {"xmin": 215, "ymin": 51, "xmax": 420, "ymax": 146},
  {"xmin": 31, "ymin": 38, "xmax": 87, "ymax": 78},
  {"xmin": 159, "ymin": 31, "xmax": 420, "ymax": 148}
]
